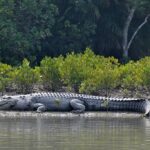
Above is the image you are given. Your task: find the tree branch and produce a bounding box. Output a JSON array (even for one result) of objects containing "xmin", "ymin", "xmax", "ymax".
[
  {"xmin": 127, "ymin": 14, "xmax": 150, "ymax": 50},
  {"xmin": 122, "ymin": 7, "xmax": 136, "ymax": 53}
]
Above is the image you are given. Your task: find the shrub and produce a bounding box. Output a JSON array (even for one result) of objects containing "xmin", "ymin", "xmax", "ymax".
[
  {"xmin": 58, "ymin": 52, "xmax": 84, "ymax": 92},
  {"xmin": 78, "ymin": 49, "xmax": 120, "ymax": 95},
  {"xmin": 119, "ymin": 61, "xmax": 143, "ymax": 90},
  {"xmin": 139, "ymin": 57, "xmax": 150, "ymax": 89},
  {"xmin": 40, "ymin": 56, "xmax": 62, "ymax": 91},
  {"xmin": 142, "ymin": 66, "xmax": 150, "ymax": 89},
  {"xmin": 0, "ymin": 63, "xmax": 13, "ymax": 94},
  {"xmin": 1, "ymin": 48, "xmax": 150, "ymax": 95},
  {"xmin": 79, "ymin": 67, "xmax": 120, "ymax": 95},
  {"xmin": 14, "ymin": 59, "xmax": 40, "ymax": 93}
]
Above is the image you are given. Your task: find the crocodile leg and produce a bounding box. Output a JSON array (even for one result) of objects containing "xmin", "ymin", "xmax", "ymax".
[
  {"xmin": 70, "ymin": 99, "xmax": 85, "ymax": 113},
  {"xmin": 31, "ymin": 103, "xmax": 46, "ymax": 113}
]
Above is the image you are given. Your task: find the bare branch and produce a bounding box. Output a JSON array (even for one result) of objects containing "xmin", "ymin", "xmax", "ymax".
[
  {"xmin": 122, "ymin": 7, "xmax": 136, "ymax": 53},
  {"xmin": 127, "ymin": 14, "xmax": 150, "ymax": 50}
]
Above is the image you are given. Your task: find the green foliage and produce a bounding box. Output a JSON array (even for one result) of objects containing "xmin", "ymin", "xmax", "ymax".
[
  {"xmin": 0, "ymin": 63, "xmax": 13, "ymax": 94},
  {"xmin": 79, "ymin": 55, "xmax": 120, "ymax": 95},
  {"xmin": 0, "ymin": 0, "xmax": 150, "ymax": 65},
  {"xmin": 138, "ymin": 57, "xmax": 150, "ymax": 89},
  {"xmin": 142, "ymin": 66, "xmax": 150, "ymax": 89},
  {"xmin": 119, "ymin": 61, "xmax": 143, "ymax": 89},
  {"xmin": 0, "ymin": 49, "xmax": 150, "ymax": 94},
  {"xmin": 57, "ymin": 48, "xmax": 120, "ymax": 94},
  {"xmin": 40, "ymin": 56, "xmax": 62, "ymax": 91},
  {"xmin": 13, "ymin": 59, "xmax": 40, "ymax": 93},
  {"xmin": 0, "ymin": 0, "xmax": 58, "ymax": 64},
  {"xmin": 59, "ymin": 52, "xmax": 84, "ymax": 92}
]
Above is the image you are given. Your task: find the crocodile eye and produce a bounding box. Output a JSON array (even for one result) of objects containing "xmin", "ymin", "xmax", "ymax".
[
  {"xmin": 3, "ymin": 96, "xmax": 12, "ymax": 99},
  {"xmin": 7, "ymin": 97, "xmax": 12, "ymax": 99},
  {"xmin": 20, "ymin": 96, "xmax": 25, "ymax": 99}
]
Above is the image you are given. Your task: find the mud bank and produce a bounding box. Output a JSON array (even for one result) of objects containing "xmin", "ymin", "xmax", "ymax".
[{"xmin": 0, "ymin": 111, "xmax": 146, "ymax": 119}]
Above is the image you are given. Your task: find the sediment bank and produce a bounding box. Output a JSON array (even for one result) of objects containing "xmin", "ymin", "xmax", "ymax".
[{"xmin": 0, "ymin": 111, "xmax": 145, "ymax": 119}]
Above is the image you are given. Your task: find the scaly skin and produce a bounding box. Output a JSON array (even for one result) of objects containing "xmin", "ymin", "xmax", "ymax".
[{"xmin": 0, "ymin": 92, "xmax": 149, "ymax": 116}]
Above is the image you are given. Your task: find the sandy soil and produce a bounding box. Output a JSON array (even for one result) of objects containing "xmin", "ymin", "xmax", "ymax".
[{"xmin": 0, "ymin": 111, "xmax": 145, "ymax": 118}]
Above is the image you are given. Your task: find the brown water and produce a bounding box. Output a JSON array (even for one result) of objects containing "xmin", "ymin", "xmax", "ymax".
[{"xmin": 0, "ymin": 117, "xmax": 150, "ymax": 150}]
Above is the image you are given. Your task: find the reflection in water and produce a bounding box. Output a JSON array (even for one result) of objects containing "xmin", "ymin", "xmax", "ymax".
[{"xmin": 0, "ymin": 117, "xmax": 150, "ymax": 150}]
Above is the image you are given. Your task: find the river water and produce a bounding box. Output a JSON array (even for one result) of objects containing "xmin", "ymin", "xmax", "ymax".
[{"xmin": 0, "ymin": 116, "xmax": 150, "ymax": 150}]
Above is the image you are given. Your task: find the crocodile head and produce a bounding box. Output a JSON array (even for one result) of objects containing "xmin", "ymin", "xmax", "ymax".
[
  {"xmin": 0, "ymin": 95, "xmax": 17, "ymax": 110},
  {"xmin": 0, "ymin": 95, "xmax": 31, "ymax": 110}
]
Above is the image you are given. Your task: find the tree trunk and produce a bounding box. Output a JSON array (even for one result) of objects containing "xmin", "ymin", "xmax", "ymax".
[
  {"xmin": 122, "ymin": 6, "xmax": 150, "ymax": 61},
  {"xmin": 127, "ymin": 14, "xmax": 150, "ymax": 51},
  {"xmin": 122, "ymin": 7, "xmax": 136, "ymax": 59}
]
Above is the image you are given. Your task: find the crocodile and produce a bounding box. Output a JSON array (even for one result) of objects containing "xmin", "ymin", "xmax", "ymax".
[{"xmin": 0, "ymin": 92, "xmax": 150, "ymax": 116}]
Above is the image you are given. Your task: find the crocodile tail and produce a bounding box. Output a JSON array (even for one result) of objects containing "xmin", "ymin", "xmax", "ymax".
[{"xmin": 144, "ymin": 100, "xmax": 150, "ymax": 117}]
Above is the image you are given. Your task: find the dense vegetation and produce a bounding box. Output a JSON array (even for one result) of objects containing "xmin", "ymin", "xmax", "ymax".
[
  {"xmin": 0, "ymin": 0, "xmax": 150, "ymax": 65},
  {"xmin": 0, "ymin": 48, "xmax": 150, "ymax": 95}
]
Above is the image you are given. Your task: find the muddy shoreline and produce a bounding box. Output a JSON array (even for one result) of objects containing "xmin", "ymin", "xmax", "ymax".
[{"xmin": 0, "ymin": 111, "xmax": 146, "ymax": 119}]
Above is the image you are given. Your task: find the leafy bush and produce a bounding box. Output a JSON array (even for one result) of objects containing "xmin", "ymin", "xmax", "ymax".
[
  {"xmin": 40, "ymin": 56, "xmax": 62, "ymax": 91},
  {"xmin": 1, "ymin": 49, "xmax": 150, "ymax": 95},
  {"xmin": 47, "ymin": 48, "xmax": 120, "ymax": 93},
  {"xmin": 119, "ymin": 61, "xmax": 143, "ymax": 90},
  {"xmin": 58, "ymin": 52, "xmax": 84, "ymax": 92},
  {"xmin": 13, "ymin": 59, "xmax": 40, "ymax": 93},
  {"xmin": 142, "ymin": 66, "xmax": 150, "ymax": 89},
  {"xmin": 0, "ymin": 63, "xmax": 13, "ymax": 94},
  {"xmin": 78, "ymin": 49, "xmax": 120, "ymax": 95},
  {"xmin": 58, "ymin": 48, "xmax": 103, "ymax": 92},
  {"xmin": 139, "ymin": 57, "xmax": 150, "ymax": 89},
  {"xmin": 79, "ymin": 64, "xmax": 120, "ymax": 95}
]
